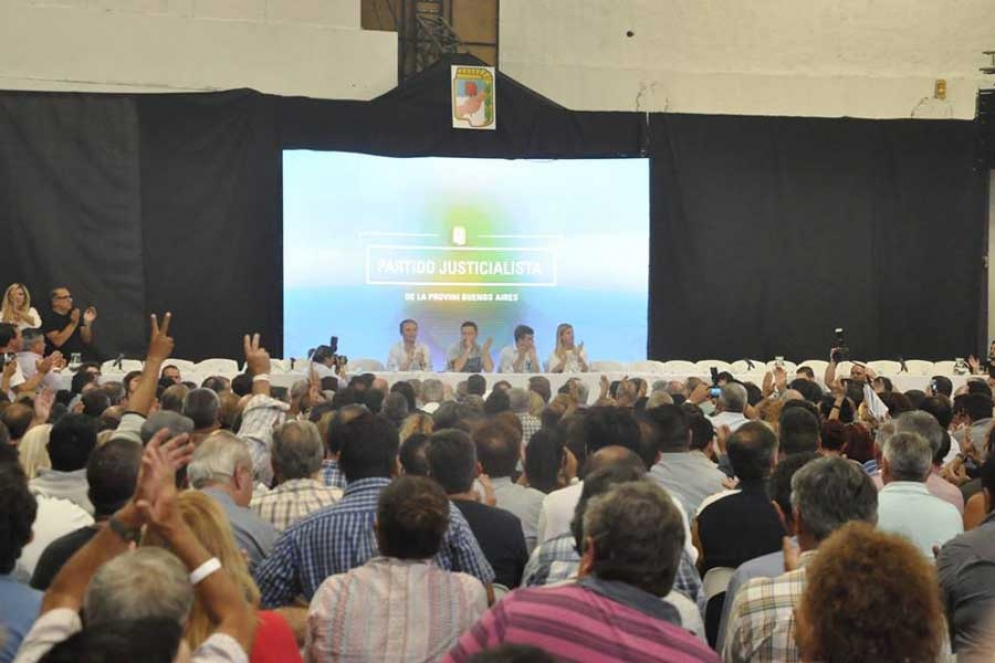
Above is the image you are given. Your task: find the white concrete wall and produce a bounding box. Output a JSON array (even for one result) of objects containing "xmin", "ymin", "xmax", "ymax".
[
  {"xmin": 0, "ymin": 0, "xmax": 396, "ymax": 98},
  {"xmin": 500, "ymin": 0, "xmax": 995, "ymax": 119}
]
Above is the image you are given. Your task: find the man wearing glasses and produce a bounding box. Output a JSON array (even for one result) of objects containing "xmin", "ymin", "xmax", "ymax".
[{"xmin": 41, "ymin": 287, "xmax": 97, "ymax": 360}]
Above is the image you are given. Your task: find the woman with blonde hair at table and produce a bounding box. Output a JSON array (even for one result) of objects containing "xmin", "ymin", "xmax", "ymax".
[
  {"xmin": 142, "ymin": 490, "xmax": 302, "ymax": 662},
  {"xmin": 546, "ymin": 323, "xmax": 588, "ymax": 373},
  {"xmin": 1, "ymin": 283, "xmax": 42, "ymax": 330}
]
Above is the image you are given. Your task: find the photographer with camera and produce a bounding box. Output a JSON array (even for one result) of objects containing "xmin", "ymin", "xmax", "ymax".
[
  {"xmin": 311, "ymin": 339, "xmax": 348, "ymax": 387},
  {"xmin": 824, "ymin": 328, "xmax": 875, "ymax": 387}
]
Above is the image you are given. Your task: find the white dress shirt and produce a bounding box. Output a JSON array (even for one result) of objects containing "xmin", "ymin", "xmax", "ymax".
[
  {"xmin": 386, "ymin": 341, "xmax": 432, "ymax": 371},
  {"xmin": 708, "ymin": 410, "xmax": 750, "ymax": 433},
  {"xmin": 877, "ymin": 480, "xmax": 963, "ymax": 558},
  {"xmin": 17, "ymin": 496, "xmax": 93, "ymax": 577},
  {"xmin": 498, "ymin": 346, "xmax": 540, "ymax": 373}
]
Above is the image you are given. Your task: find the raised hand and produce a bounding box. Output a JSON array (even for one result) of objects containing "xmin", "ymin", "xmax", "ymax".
[
  {"xmin": 134, "ymin": 429, "xmax": 193, "ymax": 532},
  {"xmin": 48, "ymin": 351, "xmax": 66, "ymax": 371},
  {"xmin": 243, "ymin": 333, "xmax": 272, "ymax": 376},
  {"xmin": 689, "ymin": 382, "xmax": 711, "ymax": 404},
  {"xmin": 70, "ymin": 308, "xmax": 81, "ymax": 324},
  {"xmin": 83, "ymin": 307, "xmax": 98, "ymax": 325},
  {"xmin": 33, "ymin": 389, "xmax": 54, "ymax": 424},
  {"xmin": 482, "ymin": 337, "xmax": 493, "ymax": 352},
  {"xmin": 147, "ymin": 313, "xmax": 174, "ymax": 363},
  {"xmin": 37, "ymin": 355, "xmax": 56, "ymax": 375}
]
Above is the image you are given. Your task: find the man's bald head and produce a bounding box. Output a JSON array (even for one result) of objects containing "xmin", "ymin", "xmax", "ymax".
[{"xmin": 584, "ymin": 445, "xmax": 647, "ymax": 477}]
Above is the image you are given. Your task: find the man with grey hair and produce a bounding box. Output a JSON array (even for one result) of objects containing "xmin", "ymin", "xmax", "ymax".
[
  {"xmin": 83, "ymin": 547, "xmax": 193, "ymax": 626},
  {"xmin": 646, "ymin": 389, "xmax": 675, "ymax": 410},
  {"xmin": 250, "ymin": 421, "xmax": 341, "ymax": 532},
  {"xmin": 877, "ymin": 430, "xmax": 962, "ymax": 557},
  {"xmin": 447, "ymin": 481, "xmax": 718, "ymax": 661},
  {"xmin": 189, "ymin": 432, "xmax": 278, "ymax": 567},
  {"xmin": 709, "ymin": 382, "xmax": 749, "ymax": 433},
  {"xmin": 421, "ymin": 378, "xmax": 446, "ymax": 414},
  {"xmin": 870, "ymin": 410, "xmax": 964, "ymax": 513},
  {"xmin": 508, "ymin": 387, "xmax": 542, "ymax": 445},
  {"xmin": 16, "ymin": 327, "xmax": 64, "ymax": 390},
  {"xmin": 723, "ymin": 456, "xmax": 879, "ymax": 662}
]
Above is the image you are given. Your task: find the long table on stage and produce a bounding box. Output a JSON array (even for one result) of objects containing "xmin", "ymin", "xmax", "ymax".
[{"xmin": 54, "ymin": 370, "xmax": 970, "ymax": 396}]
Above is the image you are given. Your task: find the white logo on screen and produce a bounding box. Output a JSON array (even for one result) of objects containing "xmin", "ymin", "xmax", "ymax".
[{"xmin": 452, "ymin": 226, "xmax": 467, "ymax": 246}]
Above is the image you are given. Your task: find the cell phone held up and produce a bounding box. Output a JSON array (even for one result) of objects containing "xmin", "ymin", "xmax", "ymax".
[
  {"xmin": 831, "ymin": 327, "xmax": 850, "ymax": 364},
  {"xmin": 709, "ymin": 367, "xmax": 721, "ymax": 398}
]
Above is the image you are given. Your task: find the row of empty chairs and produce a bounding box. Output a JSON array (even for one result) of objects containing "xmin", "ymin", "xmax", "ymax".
[
  {"xmin": 589, "ymin": 359, "xmax": 948, "ymax": 377},
  {"xmin": 98, "ymin": 357, "xmax": 958, "ymax": 378}
]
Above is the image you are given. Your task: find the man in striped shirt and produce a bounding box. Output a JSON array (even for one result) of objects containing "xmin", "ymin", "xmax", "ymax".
[
  {"xmin": 254, "ymin": 411, "xmax": 494, "ymax": 608},
  {"xmin": 307, "ymin": 475, "xmax": 487, "ymax": 662},
  {"xmin": 446, "ymin": 481, "xmax": 720, "ymax": 663},
  {"xmin": 250, "ymin": 420, "xmax": 341, "ymax": 532}
]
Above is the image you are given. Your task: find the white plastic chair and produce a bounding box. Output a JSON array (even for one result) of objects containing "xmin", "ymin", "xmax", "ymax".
[
  {"xmin": 163, "ymin": 359, "xmax": 197, "ymax": 376},
  {"xmin": 730, "ymin": 359, "xmax": 766, "ymax": 374},
  {"xmin": 268, "ymin": 359, "xmax": 290, "ymax": 373},
  {"xmin": 347, "ymin": 358, "xmax": 385, "ymax": 373},
  {"xmin": 867, "ymin": 360, "xmax": 902, "ymax": 376},
  {"xmin": 589, "ymin": 360, "xmax": 625, "ymax": 372},
  {"xmin": 703, "ymin": 567, "xmax": 736, "ymax": 602},
  {"xmin": 101, "ymin": 359, "xmax": 143, "ymax": 374},
  {"xmin": 932, "ymin": 360, "xmax": 957, "ymax": 375},
  {"xmin": 797, "ymin": 359, "xmax": 829, "ymax": 378},
  {"xmin": 661, "ymin": 360, "xmax": 700, "ymax": 375},
  {"xmin": 696, "ymin": 360, "xmax": 734, "ymax": 374},
  {"xmin": 903, "ymin": 359, "xmax": 935, "ymax": 377},
  {"xmin": 195, "ymin": 358, "xmax": 239, "ymax": 376},
  {"xmin": 627, "ymin": 360, "xmax": 668, "ymax": 374},
  {"xmin": 289, "ymin": 358, "xmax": 311, "ymax": 372}
]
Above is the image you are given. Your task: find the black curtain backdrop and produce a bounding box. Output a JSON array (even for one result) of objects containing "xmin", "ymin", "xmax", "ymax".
[
  {"xmin": 0, "ymin": 93, "xmax": 147, "ymax": 359},
  {"xmin": 0, "ymin": 55, "xmax": 988, "ymax": 361}
]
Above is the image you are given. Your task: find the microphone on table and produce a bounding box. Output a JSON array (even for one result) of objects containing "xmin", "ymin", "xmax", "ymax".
[
  {"xmin": 113, "ymin": 353, "xmax": 124, "ymax": 371},
  {"xmin": 897, "ymin": 356, "xmax": 908, "ymax": 373},
  {"xmin": 745, "ymin": 359, "xmax": 755, "ymax": 370}
]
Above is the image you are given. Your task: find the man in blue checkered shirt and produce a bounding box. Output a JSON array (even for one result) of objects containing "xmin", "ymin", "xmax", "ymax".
[{"xmin": 255, "ymin": 412, "xmax": 494, "ymax": 608}]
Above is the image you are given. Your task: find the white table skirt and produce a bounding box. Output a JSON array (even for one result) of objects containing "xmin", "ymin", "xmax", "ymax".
[{"xmin": 51, "ymin": 369, "xmax": 970, "ymax": 397}]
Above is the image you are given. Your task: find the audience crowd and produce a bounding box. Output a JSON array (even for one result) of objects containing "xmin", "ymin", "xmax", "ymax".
[{"xmin": 1, "ymin": 293, "xmax": 995, "ymax": 661}]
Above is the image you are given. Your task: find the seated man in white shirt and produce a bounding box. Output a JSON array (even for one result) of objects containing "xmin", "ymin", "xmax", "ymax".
[
  {"xmin": 16, "ymin": 328, "xmax": 64, "ymax": 390},
  {"xmin": 498, "ymin": 325, "xmax": 541, "ymax": 374},
  {"xmin": 387, "ymin": 319, "xmax": 432, "ymax": 371},
  {"xmin": 708, "ymin": 382, "xmax": 750, "ymax": 433},
  {"xmin": 877, "ymin": 430, "xmax": 962, "ymax": 557},
  {"xmin": 1, "ymin": 323, "xmax": 59, "ymax": 399}
]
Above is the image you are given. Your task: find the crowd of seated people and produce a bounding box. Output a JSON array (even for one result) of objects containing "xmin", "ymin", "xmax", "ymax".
[{"xmin": 3, "ymin": 308, "xmax": 995, "ymax": 661}]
